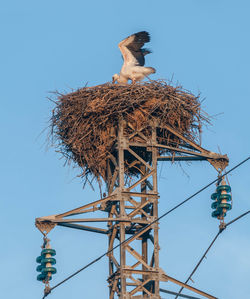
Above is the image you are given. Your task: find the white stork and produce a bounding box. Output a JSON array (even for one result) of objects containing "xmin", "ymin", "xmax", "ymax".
[{"xmin": 112, "ymin": 31, "xmax": 156, "ymax": 84}]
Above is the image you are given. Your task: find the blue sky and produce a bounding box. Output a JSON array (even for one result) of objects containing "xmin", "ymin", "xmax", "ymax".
[{"xmin": 1, "ymin": 0, "xmax": 250, "ymax": 299}]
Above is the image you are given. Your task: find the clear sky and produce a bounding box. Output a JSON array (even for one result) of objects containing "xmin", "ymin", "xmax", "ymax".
[{"xmin": 1, "ymin": 0, "xmax": 250, "ymax": 299}]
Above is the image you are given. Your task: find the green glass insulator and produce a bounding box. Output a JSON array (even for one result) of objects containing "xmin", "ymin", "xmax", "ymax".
[
  {"xmin": 37, "ymin": 273, "xmax": 47, "ymax": 281},
  {"xmin": 211, "ymin": 209, "xmax": 224, "ymax": 218},
  {"xmin": 216, "ymin": 185, "xmax": 231, "ymax": 193},
  {"xmin": 212, "ymin": 210, "xmax": 219, "ymax": 218},
  {"xmin": 41, "ymin": 248, "xmax": 56, "ymax": 256},
  {"xmin": 218, "ymin": 203, "xmax": 232, "ymax": 210},
  {"xmin": 37, "ymin": 273, "xmax": 52, "ymax": 281},
  {"xmin": 218, "ymin": 194, "xmax": 231, "ymax": 202},
  {"xmin": 36, "ymin": 256, "xmax": 42, "ymax": 263},
  {"xmin": 211, "ymin": 202, "xmax": 218, "ymax": 209},
  {"xmin": 41, "ymin": 257, "xmax": 56, "ymax": 265},
  {"xmin": 42, "ymin": 267, "xmax": 57, "ymax": 275},
  {"xmin": 36, "ymin": 264, "xmax": 45, "ymax": 272},
  {"xmin": 211, "ymin": 193, "xmax": 218, "ymax": 200}
]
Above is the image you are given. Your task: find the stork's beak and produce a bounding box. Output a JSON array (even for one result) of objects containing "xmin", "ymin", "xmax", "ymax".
[{"xmin": 112, "ymin": 76, "xmax": 115, "ymax": 84}]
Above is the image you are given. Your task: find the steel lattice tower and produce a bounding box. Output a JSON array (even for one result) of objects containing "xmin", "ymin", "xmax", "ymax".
[{"xmin": 36, "ymin": 118, "xmax": 228, "ymax": 299}]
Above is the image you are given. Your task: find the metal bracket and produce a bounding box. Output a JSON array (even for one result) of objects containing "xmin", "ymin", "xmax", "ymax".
[
  {"xmin": 207, "ymin": 155, "xmax": 229, "ymax": 172},
  {"xmin": 35, "ymin": 220, "xmax": 56, "ymax": 236}
]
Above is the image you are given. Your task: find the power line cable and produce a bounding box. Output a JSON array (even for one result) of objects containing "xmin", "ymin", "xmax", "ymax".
[
  {"xmin": 42, "ymin": 156, "xmax": 250, "ymax": 298},
  {"xmin": 175, "ymin": 209, "xmax": 250, "ymax": 299},
  {"xmin": 226, "ymin": 210, "xmax": 250, "ymax": 227}
]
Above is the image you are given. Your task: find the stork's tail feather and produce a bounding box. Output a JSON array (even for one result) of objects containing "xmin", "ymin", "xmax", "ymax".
[{"xmin": 140, "ymin": 67, "xmax": 156, "ymax": 77}]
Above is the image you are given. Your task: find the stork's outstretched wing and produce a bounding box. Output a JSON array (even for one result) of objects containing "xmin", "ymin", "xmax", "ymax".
[{"xmin": 118, "ymin": 31, "xmax": 151, "ymax": 66}]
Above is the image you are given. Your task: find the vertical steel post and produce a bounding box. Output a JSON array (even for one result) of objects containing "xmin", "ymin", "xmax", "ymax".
[{"xmin": 107, "ymin": 119, "xmax": 161, "ymax": 299}]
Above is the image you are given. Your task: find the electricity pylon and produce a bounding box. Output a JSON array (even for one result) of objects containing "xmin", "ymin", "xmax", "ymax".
[{"xmin": 36, "ymin": 119, "xmax": 228, "ymax": 299}]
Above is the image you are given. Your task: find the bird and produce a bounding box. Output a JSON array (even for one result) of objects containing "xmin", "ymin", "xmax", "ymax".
[{"xmin": 112, "ymin": 31, "xmax": 156, "ymax": 84}]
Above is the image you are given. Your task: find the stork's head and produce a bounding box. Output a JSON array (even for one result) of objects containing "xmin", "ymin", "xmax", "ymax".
[{"xmin": 112, "ymin": 74, "xmax": 120, "ymax": 83}]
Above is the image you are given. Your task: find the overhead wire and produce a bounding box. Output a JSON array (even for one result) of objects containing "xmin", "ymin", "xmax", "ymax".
[
  {"xmin": 42, "ymin": 156, "xmax": 250, "ymax": 298},
  {"xmin": 175, "ymin": 210, "xmax": 250, "ymax": 298}
]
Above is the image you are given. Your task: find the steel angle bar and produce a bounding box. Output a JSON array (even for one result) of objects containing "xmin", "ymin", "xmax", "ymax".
[
  {"xmin": 128, "ymin": 201, "xmax": 151, "ymax": 218},
  {"xmin": 53, "ymin": 217, "xmax": 149, "ymax": 224},
  {"xmin": 127, "ymin": 147, "xmax": 153, "ymax": 170},
  {"xmin": 128, "ymin": 141, "xmax": 210, "ymax": 158},
  {"xmin": 126, "ymin": 245, "xmax": 151, "ymax": 270},
  {"xmin": 55, "ymin": 195, "xmax": 116, "ymax": 218},
  {"xmin": 123, "ymin": 224, "xmax": 152, "ymax": 246},
  {"xmin": 122, "ymin": 191, "xmax": 158, "ymax": 198},
  {"xmin": 161, "ymin": 273, "xmax": 217, "ymax": 299},
  {"xmin": 57, "ymin": 223, "xmax": 108, "ymax": 234},
  {"xmin": 128, "ymin": 123, "xmax": 149, "ymax": 140},
  {"xmin": 129, "ymin": 278, "xmax": 152, "ymax": 296},
  {"xmin": 108, "ymin": 153, "xmax": 118, "ymax": 167},
  {"xmin": 128, "ymin": 141, "xmax": 227, "ymax": 162},
  {"xmin": 157, "ymin": 156, "xmax": 207, "ymax": 162},
  {"xmin": 157, "ymin": 123, "xmax": 207, "ymax": 153},
  {"xmin": 136, "ymin": 130, "xmax": 149, "ymax": 142},
  {"xmin": 109, "ymin": 255, "xmax": 120, "ymax": 269},
  {"xmin": 109, "ymin": 168, "xmax": 118, "ymax": 193},
  {"xmin": 126, "ymin": 170, "xmax": 155, "ymax": 191},
  {"xmin": 155, "ymin": 144, "xmax": 223, "ymax": 160}
]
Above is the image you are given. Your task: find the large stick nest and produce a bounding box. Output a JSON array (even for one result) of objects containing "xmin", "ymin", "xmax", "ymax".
[{"xmin": 50, "ymin": 80, "xmax": 209, "ymax": 185}]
